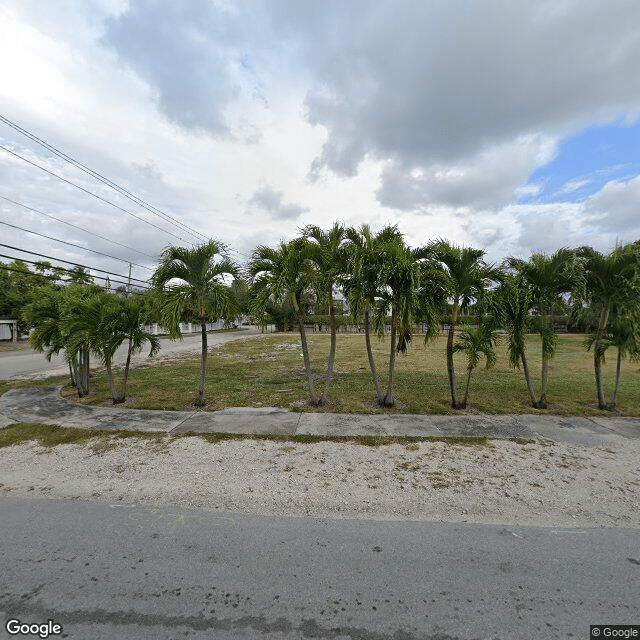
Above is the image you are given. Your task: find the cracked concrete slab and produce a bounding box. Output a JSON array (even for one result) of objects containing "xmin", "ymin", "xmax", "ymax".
[
  {"xmin": 587, "ymin": 416, "xmax": 640, "ymax": 439},
  {"xmin": 296, "ymin": 412, "xmax": 381, "ymax": 436},
  {"xmin": 516, "ymin": 414, "xmax": 628, "ymax": 446},
  {"xmin": 0, "ymin": 386, "xmax": 193, "ymax": 433},
  {"xmin": 172, "ymin": 408, "xmax": 300, "ymax": 435}
]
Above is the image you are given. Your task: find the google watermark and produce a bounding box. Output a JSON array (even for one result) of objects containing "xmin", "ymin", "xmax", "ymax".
[
  {"xmin": 4, "ymin": 619, "xmax": 63, "ymax": 638},
  {"xmin": 591, "ymin": 627, "xmax": 640, "ymax": 638}
]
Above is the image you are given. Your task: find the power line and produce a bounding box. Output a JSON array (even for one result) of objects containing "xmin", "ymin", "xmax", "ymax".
[
  {"xmin": 0, "ymin": 244, "xmax": 149, "ymax": 285},
  {"xmin": 0, "ymin": 219, "xmax": 154, "ymax": 271},
  {"xmin": 0, "ymin": 145, "xmax": 194, "ymax": 244},
  {"xmin": 0, "ymin": 194, "xmax": 157, "ymax": 260},
  {"xmin": 0, "ymin": 113, "xmax": 208, "ymax": 243}
]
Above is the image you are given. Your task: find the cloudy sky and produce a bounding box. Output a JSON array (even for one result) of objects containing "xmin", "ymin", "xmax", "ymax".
[{"xmin": 1, "ymin": 0, "xmax": 640, "ymax": 287}]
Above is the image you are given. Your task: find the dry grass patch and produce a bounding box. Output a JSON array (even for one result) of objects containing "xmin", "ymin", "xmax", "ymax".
[{"xmin": 10, "ymin": 332, "xmax": 640, "ymax": 416}]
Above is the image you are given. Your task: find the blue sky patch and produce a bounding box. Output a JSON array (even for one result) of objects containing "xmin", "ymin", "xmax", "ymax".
[{"xmin": 519, "ymin": 120, "xmax": 640, "ymax": 205}]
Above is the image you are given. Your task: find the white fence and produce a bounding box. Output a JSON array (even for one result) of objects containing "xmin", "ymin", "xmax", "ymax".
[{"xmin": 141, "ymin": 319, "xmax": 239, "ymax": 335}]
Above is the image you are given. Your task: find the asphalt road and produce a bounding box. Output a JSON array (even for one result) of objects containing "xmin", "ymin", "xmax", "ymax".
[
  {"xmin": 0, "ymin": 498, "xmax": 638, "ymax": 640},
  {"xmin": 0, "ymin": 327, "xmax": 265, "ymax": 380}
]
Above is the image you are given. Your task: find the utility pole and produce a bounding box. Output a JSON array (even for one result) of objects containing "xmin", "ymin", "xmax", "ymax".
[{"xmin": 127, "ymin": 262, "xmax": 132, "ymax": 296}]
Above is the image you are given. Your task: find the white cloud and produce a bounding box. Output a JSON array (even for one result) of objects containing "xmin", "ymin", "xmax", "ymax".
[
  {"xmin": 584, "ymin": 175, "xmax": 640, "ymax": 238},
  {"xmin": 559, "ymin": 178, "xmax": 590, "ymax": 194},
  {"xmin": 1, "ymin": 0, "xmax": 640, "ymax": 276},
  {"xmin": 377, "ymin": 134, "xmax": 558, "ymax": 211}
]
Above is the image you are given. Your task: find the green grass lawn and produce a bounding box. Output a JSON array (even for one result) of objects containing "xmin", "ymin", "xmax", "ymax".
[{"xmin": 59, "ymin": 332, "xmax": 640, "ymax": 416}]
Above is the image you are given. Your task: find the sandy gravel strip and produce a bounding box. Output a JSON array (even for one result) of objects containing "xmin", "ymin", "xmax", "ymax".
[{"xmin": 1, "ymin": 435, "xmax": 638, "ymax": 529}]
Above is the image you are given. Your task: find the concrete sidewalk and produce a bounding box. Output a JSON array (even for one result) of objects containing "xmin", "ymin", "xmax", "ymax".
[{"xmin": 2, "ymin": 386, "xmax": 639, "ymax": 447}]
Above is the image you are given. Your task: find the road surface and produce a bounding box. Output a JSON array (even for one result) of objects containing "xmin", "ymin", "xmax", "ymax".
[
  {"xmin": 0, "ymin": 327, "xmax": 265, "ymax": 380},
  {"xmin": 0, "ymin": 498, "xmax": 638, "ymax": 639}
]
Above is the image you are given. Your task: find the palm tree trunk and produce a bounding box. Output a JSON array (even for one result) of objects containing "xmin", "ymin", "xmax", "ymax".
[
  {"xmin": 104, "ymin": 357, "xmax": 121, "ymax": 404},
  {"xmin": 447, "ymin": 303, "xmax": 461, "ymax": 409},
  {"xmin": 296, "ymin": 308, "xmax": 319, "ymax": 406},
  {"xmin": 539, "ymin": 310, "xmax": 549, "ymax": 409},
  {"xmin": 519, "ymin": 346, "xmax": 538, "ymax": 407},
  {"xmin": 462, "ymin": 368, "xmax": 472, "ymax": 409},
  {"xmin": 384, "ymin": 304, "xmax": 397, "ymax": 407},
  {"xmin": 67, "ymin": 359, "xmax": 76, "ymax": 387},
  {"xmin": 196, "ymin": 317, "xmax": 207, "ymax": 407},
  {"xmin": 364, "ymin": 304, "xmax": 384, "ymax": 403},
  {"xmin": 76, "ymin": 346, "xmax": 90, "ymax": 397},
  {"xmin": 122, "ymin": 335, "xmax": 133, "ymax": 402},
  {"xmin": 609, "ymin": 346, "xmax": 622, "ymax": 409},
  {"xmin": 594, "ymin": 303, "xmax": 609, "ymax": 410},
  {"xmin": 321, "ymin": 290, "xmax": 337, "ymax": 404}
]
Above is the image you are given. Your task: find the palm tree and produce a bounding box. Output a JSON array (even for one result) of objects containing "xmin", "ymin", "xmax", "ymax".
[
  {"xmin": 492, "ymin": 273, "xmax": 539, "ymax": 407},
  {"xmin": 452, "ymin": 325, "xmax": 499, "ymax": 409},
  {"xmin": 63, "ymin": 292, "xmax": 159, "ymax": 404},
  {"xmin": 584, "ymin": 305, "xmax": 640, "ymax": 409},
  {"xmin": 22, "ymin": 283, "xmax": 99, "ymax": 396},
  {"xmin": 576, "ymin": 244, "xmax": 640, "ymax": 409},
  {"xmin": 372, "ymin": 240, "xmax": 433, "ymax": 407},
  {"xmin": 431, "ymin": 241, "xmax": 500, "ymax": 409},
  {"xmin": 152, "ymin": 241, "xmax": 238, "ymax": 407},
  {"xmin": 301, "ymin": 222, "xmax": 348, "ymax": 404},
  {"xmin": 22, "ymin": 284, "xmax": 75, "ymax": 388},
  {"xmin": 508, "ymin": 249, "xmax": 582, "ymax": 409},
  {"xmin": 342, "ymin": 224, "xmax": 405, "ymax": 404},
  {"xmin": 248, "ymin": 239, "xmax": 321, "ymax": 406},
  {"xmin": 111, "ymin": 295, "xmax": 161, "ymax": 402}
]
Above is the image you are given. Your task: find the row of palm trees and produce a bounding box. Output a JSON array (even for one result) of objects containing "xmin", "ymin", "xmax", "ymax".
[
  {"xmin": 245, "ymin": 224, "xmax": 640, "ymax": 412},
  {"xmin": 22, "ymin": 224, "xmax": 640, "ymax": 412}
]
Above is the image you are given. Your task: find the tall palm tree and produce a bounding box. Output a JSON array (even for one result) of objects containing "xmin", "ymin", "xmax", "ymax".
[
  {"xmin": 452, "ymin": 325, "xmax": 499, "ymax": 409},
  {"xmin": 301, "ymin": 222, "xmax": 348, "ymax": 404},
  {"xmin": 584, "ymin": 305, "xmax": 640, "ymax": 409},
  {"xmin": 576, "ymin": 244, "xmax": 640, "ymax": 409},
  {"xmin": 342, "ymin": 224, "xmax": 405, "ymax": 404},
  {"xmin": 152, "ymin": 241, "xmax": 238, "ymax": 407},
  {"xmin": 248, "ymin": 239, "xmax": 320, "ymax": 406},
  {"xmin": 508, "ymin": 249, "xmax": 582, "ymax": 409},
  {"xmin": 492, "ymin": 273, "xmax": 539, "ymax": 407},
  {"xmin": 431, "ymin": 241, "xmax": 500, "ymax": 409},
  {"xmin": 112, "ymin": 294, "xmax": 161, "ymax": 402},
  {"xmin": 372, "ymin": 240, "xmax": 433, "ymax": 407}
]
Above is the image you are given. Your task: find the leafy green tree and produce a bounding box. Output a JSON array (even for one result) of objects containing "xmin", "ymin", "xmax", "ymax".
[
  {"xmin": 452, "ymin": 325, "xmax": 499, "ymax": 409},
  {"xmin": 151, "ymin": 241, "xmax": 239, "ymax": 407},
  {"xmin": 431, "ymin": 241, "xmax": 500, "ymax": 409},
  {"xmin": 302, "ymin": 222, "xmax": 348, "ymax": 404},
  {"xmin": 508, "ymin": 249, "xmax": 582, "ymax": 409},
  {"xmin": 248, "ymin": 239, "xmax": 321, "ymax": 405},
  {"xmin": 576, "ymin": 244, "xmax": 640, "ymax": 409},
  {"xmin": 0, "ymin": 260, "xmax": 45, "ymax": 335}
]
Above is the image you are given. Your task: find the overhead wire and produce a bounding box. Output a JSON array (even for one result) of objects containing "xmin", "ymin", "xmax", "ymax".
[
  {"xmin": 0, "ymin": 244, "xmax": 149, "ymax": 285},
  {"xmin": 0, "ymin": 194, "xmax": 157, "ymax": 260},
  {"xmin": 0, "ymin": 114, "xmax": 208, "ymax": 243},
  {"xmin": 0, "ymin": 219, "xmax": 154, "ymax": 271},
  {"xmin": 0, "ymin": 145, "xmax": 194, "ymax": 244},
  {"xmin": 0, "ymin": 261, "xmax": 148, "ymax": 292}
]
